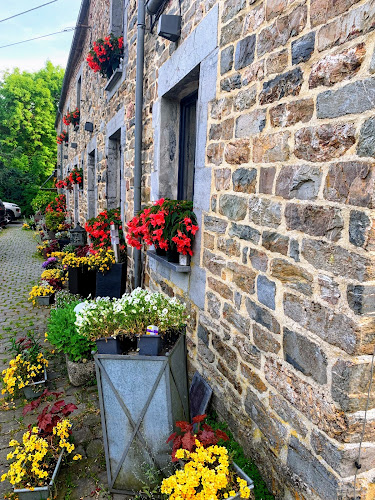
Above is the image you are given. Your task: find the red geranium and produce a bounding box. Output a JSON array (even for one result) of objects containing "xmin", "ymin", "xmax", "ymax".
[
  {"xmin": 56, "ymin": 130, "xmax": 68, "ymax": 145},
  {"xmin": 45, "ymin": 195, "xmax": 66, "ymax": 214},
  {"xmin": 63, "ymin": 108, "xmax": 80, "ymax": 127},
  {"xmin": 87, "ymin": 34, "xmax": 124, "ymax": 78},
  {"xmin": 85, "ymin": 208, "xmax": 125, "ymax": 251}
]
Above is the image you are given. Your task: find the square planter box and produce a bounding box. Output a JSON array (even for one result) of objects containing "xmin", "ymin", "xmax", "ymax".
[
  {"xmin": 95, "ymin": 334, "xmax": 188, "ymax": 494},
  {"xmin": 96, "ymin": 262, "xmax": 127, "ymax": 299},
  {"xmin": 68, "ymin": 266, "xmax": 96, "ymax": 298},
  {"xmin": 23, "ymin": 366, "xmax": 47, "ymax": 400},
  {"xmin": 96, "ymin": 337, "xmax": 123, "ymax": 355},
  {"xmin": 14, "ymin": 449, "xmax": 64, "ymax": 499},
  {"xmin": 57, "ymin": 238, "xmax": 70, "ymax": 249},
  {"xmin": 36, "ymin": 295, "xmax": 54, "ymax": 306}
]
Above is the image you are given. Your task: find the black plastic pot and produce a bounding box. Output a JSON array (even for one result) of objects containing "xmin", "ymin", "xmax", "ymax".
[
  {"xmin": 68, "ymin": 266, "xmax": 96, "ymax": 298},
  {"xmin": 166, "ymin": 248, "xmax": 179, "ymax": 263},
  {"xmin": 96, "ymin": 262, "xmax": 127, "ymax": 298},
  {"xmin": 96, "ymin": 337, "xmax": 123, "ymax": 355},
  {"xmin": 138, "ymin": 335, "xmax": 162, "ymax": 356},
  {"xmin": 57, "ymin": 238, "xmax": 70, "ymax": 249}
]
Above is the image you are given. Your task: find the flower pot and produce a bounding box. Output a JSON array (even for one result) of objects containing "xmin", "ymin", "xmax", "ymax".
[
  {"xmin": 68, "ymin": 266, "xmax": 96, "ymax": 298},
  {"xmin": 36, "ymin": 294, "xmax": 54, "ymax": 306},
  {"xmin": 57, "ymin": 238, "xmax": 70, "ymax": 249},
  {"xmin": 155, "ymin": 247, "xmax": 167, "ymax": 257},
  {"xmin": 94, "ymin": 334, "xmax": 188, "ymax": 493},
  {"xmin": 166, "ymin": 248, "xmax": 179, "ymax": 263},
  {"xmin": 178, "ymin": 254, "xmax": 190, "ymax": 266},
  {"xmin": 96, "ymin": 336, "xmax": 123, "ymax": 354},
  {"xmin": 13, "ymin": 449, "xmax": 64, "ymax": 499},
  {"xmin": 47, "ymin": 230, "xmax": 56, "ymax": 240},
  {"xmin": 66, "ymin": 355, "xmax": 95, "ymax": 387},
  {"xmin": 137, "ymin": 335, "xmax": 162, "ymax": 356},
  {"xmin": 96, "ymin": 262, "xmax": 127, "ymax": 299},
  {"xmin": 23, "ymin": 367, "xmax": 47, "ymax": 400}
]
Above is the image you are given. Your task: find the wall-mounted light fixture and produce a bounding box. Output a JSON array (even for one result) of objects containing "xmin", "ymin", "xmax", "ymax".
[
  {"xmin": 157, "ymin": 15, "xmax": 181, "ymax": 42},
  {"xmin": 85, "ymin": 122, "xmax": 94, "ymax": 132},
  {"xmin": 71, "ymin": 143, "xmax": 78, "ymax": 149}
]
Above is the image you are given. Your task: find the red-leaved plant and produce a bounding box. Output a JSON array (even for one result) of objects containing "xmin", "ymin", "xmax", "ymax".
[
  {"xmin": 23, "ymin": 389, "xmax": 77, "ymax": 437},
  {"xmin": 167, "ymin": 414, "xmax": 229, "ymax": 462}
]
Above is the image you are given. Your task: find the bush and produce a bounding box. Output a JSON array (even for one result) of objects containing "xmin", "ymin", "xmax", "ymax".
[
  {"xmin": 47, "ymin": 301, "xmax": 96, "ymax": 362},
  {"xmin": 55, "ymin": 290, "xmax": 81, "ymax": 309},
  {"xmin": 45, "ymin": 211, "xmax": 66, "ymax": 231}
]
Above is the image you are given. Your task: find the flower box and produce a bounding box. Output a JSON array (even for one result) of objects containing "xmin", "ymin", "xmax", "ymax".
[
  {"xmin": 137, "ymin": 335, "xmax": 162, "ymax": 356},
  {"xmin": 13, "ymin": 449, "xmax": 64, "ymax": 500},
  {"xmin": 94, "ymin": 334, "xmax": 188, "ymax": 493},
  {"xmin": 66, "ymin": 355, "xmax": 95, "ymax": 387},
  {"xmin": 96, "ymin": 262, "xmax": 127, "ymax": 299},
  {"xmin": 230, "ymin": 462, "xmax": 254, "ymax": 497},
  {"xmin": 57, "ymin": 238, "xmax": 70, "ymax": 249},
  {"xmin": 68, "ymin": 266, "xmax": 96, "ymax": 298},
  {"xmin": 23, "ymin": 366, "xmax": 47, "ymax": 400},
  {"xmin": 36, "ymin": 294, "xmax": 54, "ymax": 307}
]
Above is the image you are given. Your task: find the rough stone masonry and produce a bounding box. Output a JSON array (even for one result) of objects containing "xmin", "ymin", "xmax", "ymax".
[{"xmin": 58, "ymin": 0, "xmax": 375, "ymax": 498}]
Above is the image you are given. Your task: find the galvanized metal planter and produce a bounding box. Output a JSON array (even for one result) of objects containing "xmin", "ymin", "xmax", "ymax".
[
  {"xmin": 23, "ymin": 367, "xmax": 47, "ymax": 400},
  {"xmin": 13, "ymin": 449, "xmax": 64, "ymax": 499},
  {"xmin": 95, "ymin": 334, "xmax": 189, "ymax": 494},
  {"xmin": 36, "ymin": 295, "xmax": 54, "ymax": 306}
]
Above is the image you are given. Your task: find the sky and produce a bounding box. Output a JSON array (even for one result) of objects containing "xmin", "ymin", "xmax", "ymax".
[{"xmin": 0, "ymin": 0, "xmax": 82, "ymax": 74}]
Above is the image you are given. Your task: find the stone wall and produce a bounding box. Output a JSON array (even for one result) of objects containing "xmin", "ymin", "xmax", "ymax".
[{"xmin": 58, "ymin": 0, "xmax": 375, "ymax": 498}]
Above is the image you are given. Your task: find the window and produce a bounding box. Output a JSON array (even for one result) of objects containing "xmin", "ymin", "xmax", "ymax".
[
  {"xmin": 178, "ymin": 90, "xmax": 198, "ymax": 201},
  {"xmin": 87, "ymin": 149, "xmax": 96, "ymax": 218},
  {"xmin": 107, "ymin": 130, "xmax": 121, "ymax": 209},
  {"xmin": 76, "ymin": 76, "xmax": 82, "ymax": 111}
]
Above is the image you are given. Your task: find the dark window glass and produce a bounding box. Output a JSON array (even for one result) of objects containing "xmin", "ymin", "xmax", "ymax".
[{"xmin": 178, "ymin": 90, "xmax": 198, "ymax": 201}]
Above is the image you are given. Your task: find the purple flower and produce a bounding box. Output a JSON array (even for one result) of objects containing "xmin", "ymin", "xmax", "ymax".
[{"xmin": 42, "ymin": 257, "xmax": 57, "ymax": 269}]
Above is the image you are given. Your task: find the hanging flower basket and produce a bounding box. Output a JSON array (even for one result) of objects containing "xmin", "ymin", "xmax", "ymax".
[
  {"xmin": 87, "ymin": 34, "xmax": 124, "ymax": 79},
  {"xmin": 56, "ymin": 130, "xmax": 68, "ymax": 145},
  {"xmin": 63, "ymin": 107, "xmax": 80, "ymax": 127}
]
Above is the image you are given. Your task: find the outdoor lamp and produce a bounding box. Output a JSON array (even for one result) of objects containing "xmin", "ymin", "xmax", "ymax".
[
  {"xmin": 85, "ymin": 122, "xmax": 94, "ymax": 132},
  {"xmin": 70, "ymin": 223, "xmax": 87, "ymax": 247}
]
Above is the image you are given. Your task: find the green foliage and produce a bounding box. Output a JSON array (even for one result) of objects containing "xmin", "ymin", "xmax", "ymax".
[
  {"xmin": 31, "ymin": 191, "xmax": 56, "ymax": 214},
  {"xmin": 47, "ymin": 302, "xmax": 96, "ymax": 362},
  {"xmin": 45, "ymin": 211, "xmax": 66, "ymax": 231},
  {"xmin": 0, "ymin": 61, "xmax": 64, "ymax": 215},
  {"xmin": 55, "ymin": 290, "xmax": 81, "ymax": 309},
  {"xmin": 206, "ymin": 413, "xmax": 275, "ymax": 500}
]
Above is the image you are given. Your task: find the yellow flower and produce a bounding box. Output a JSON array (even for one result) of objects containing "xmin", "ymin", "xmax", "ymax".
[{"xmin": 73, "ymin": 454, "xmax": 82, "ymax": 460}]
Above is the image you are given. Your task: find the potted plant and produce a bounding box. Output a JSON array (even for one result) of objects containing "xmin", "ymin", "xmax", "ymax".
[
  {"xmin": 45, "ymin": 211, "xmax": 66, "ymax": 239},
  {"xmin": 68, "ymin": 166, "xmax": 83, "ymax": 189},
  {"xmin": 63, "ymin": 107, "xmax": 80, "ymax": 128},
  {"xmin": 75, "ymin": 297, "xmax": 126, "ymax": 354},
  {"xmin": 46, "ymin": 299, "xmax": 96, "ymax": 386},
  {"xmin": 1, "ymin": 333, "xmax": 49, "ymax": 400},
  {"xmin": 1, "ymin": 395, "xmax": 81, "ymax": 499},
  {"xmin": 86, "ymin": 34, "xmax": 124, "ymax": 79},
  {"xmin": 126, "ymin": 199, "xmax": 199, "ymax": 265},
  {"xmin": 56, "ymin": 130, "xmax": 68, "ymax": 145},
  {"xmin": 29, "ymin": 282, "xmax": 56, "ymax": 307},
  {"xmin": 62, "ymin": 247, "xmax": 96, "ymax": 298},
  {"xmin": 40, "ymin": 268, "xmax": 67, "ymax": 291}
]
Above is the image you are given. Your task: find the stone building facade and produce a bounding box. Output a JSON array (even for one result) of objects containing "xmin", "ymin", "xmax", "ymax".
[{"xmin": 57, "ymin": 0, "xmax": 375, "ymax": 498}]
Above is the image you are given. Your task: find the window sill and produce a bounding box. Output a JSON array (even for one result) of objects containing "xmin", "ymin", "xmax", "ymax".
[
  {"xmin": 147, "ymin": 250, "xmax": 191, "ymax": 273},
  {"xmin": 104, "ymin": 68, "xmax": 123, "ymax": 92}
]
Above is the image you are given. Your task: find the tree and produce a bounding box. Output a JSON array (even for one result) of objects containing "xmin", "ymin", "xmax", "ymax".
[{"xmin": 0, "ymin": 61, "xmax": 64, "ymax": 215}]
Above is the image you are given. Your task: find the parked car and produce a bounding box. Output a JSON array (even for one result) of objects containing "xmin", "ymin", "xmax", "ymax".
[
  {"xmin": 0, "ymin": 200, "xmax": 6, "ymax": 227},
  {"xmin": 3, "ymin": 201, "xmax": 21, "ymax": 223}
]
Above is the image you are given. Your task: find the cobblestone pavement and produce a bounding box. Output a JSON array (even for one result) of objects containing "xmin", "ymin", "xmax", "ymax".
[{"xmin": 0, "ymin": 225, "xmax": 114, "ymax": 499}]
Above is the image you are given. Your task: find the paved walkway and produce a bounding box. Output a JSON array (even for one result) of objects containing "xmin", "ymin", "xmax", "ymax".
[{"xmin": 0, "ymin": 225, "xmax": 111, "ymax": 499}]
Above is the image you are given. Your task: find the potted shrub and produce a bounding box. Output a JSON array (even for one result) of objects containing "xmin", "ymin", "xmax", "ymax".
[
  {"xmin": 1, "ymin": 333, "xmax": 49, "ymax": 400},
  {"xmin": 29, "ymin": 282, "xmax": 56, "ymax": 307},
  {"xmin": 86, "ymin": 34, "xmax": 124, "ymax": 79},
  {"xmin": 126, "ymin": 199, "xmax": 199, "ymax": 265},
  {"xmin": 1, "ymin": 396, "xmax": 81, "ymax": 499},
  {"xmin": 46, "ymin": 299, "xmax": 96, "ymax": 386},
  {"xmin": 45, "ymin": 211, "xmax": 66, "ymax": 239}
]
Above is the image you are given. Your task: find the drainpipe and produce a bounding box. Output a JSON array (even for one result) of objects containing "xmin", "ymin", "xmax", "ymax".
[{"xmin": 133, "ymin": 0, "xmax": 145, "ymax": 288}]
